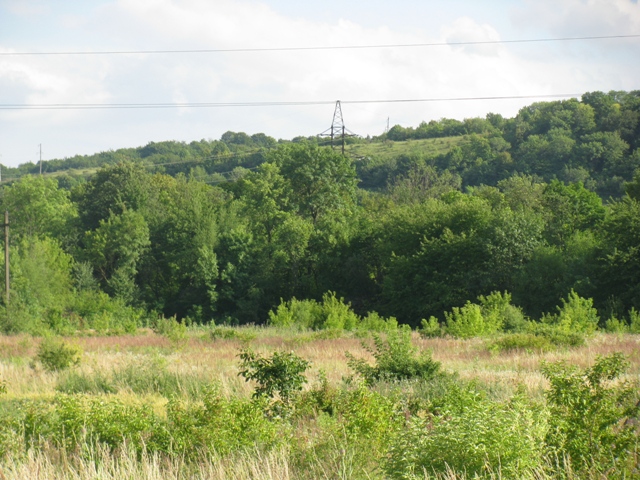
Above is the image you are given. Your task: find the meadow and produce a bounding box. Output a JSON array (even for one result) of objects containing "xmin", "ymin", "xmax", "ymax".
[{"xmin": 0, "ymin": 326, "xmax": 638, "ymax": 479}]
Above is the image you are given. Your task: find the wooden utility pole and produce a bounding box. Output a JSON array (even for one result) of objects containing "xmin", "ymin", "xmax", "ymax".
[
  {"xmin": 3, "ymin": 211, "xmax": 8, "ymax": 305},
  {"xmin": 39, "ymin": 144, "xmax": 42, "ymax": 175}
]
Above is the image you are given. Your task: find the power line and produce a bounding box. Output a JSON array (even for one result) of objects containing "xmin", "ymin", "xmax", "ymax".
[
  {"xmin": 0, "ymin": 93, "xmax": 581, "ymax": 111},
  {"xmin": 1, "ymin": 34, "xmax": 638, "ymax": 56}
]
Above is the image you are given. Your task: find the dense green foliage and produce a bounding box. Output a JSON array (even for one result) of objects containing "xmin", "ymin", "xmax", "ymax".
[{"xmin": 0, "ymin": 90, "xmax": 640, "ymax": 335}]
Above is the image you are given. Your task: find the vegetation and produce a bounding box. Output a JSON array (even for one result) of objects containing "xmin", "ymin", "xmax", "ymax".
[
  {"xmin": 0, "ymin": 89, "xmax": 639, "ymax": 477},
  {"xmin": 0, "ymin": 330, "xmax": 637, "ymax": 479}
]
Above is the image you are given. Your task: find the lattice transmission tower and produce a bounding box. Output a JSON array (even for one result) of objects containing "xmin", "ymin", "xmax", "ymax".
[{"xmin": 318, "ymin": 101, "xmax": 357, "ymax": 155}]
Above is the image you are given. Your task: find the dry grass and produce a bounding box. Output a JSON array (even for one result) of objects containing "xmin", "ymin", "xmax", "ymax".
[
  {"xmin": 0, "ymin": 445, "xmax": 293, "ymax": 480},
  {"xmin": 0, "ymin": 330, "xmax": 638, "ymax": 480},
  {"xmin": 1, "ymin": 330, "xmax": 639, "ymax": 400}
]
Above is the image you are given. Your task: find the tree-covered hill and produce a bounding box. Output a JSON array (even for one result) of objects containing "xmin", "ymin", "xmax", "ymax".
[{"xmin": 1, "ymin": 90, "xmax": 639, "ymax": 333}]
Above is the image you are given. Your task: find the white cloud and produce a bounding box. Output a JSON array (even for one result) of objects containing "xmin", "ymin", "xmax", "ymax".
[
  {"xmin": 512, "ymin": 0, "xmax": 640, "ymax": 36},
  {"xmin": 0, "ymin": 0, "xmax": 638, "ymax": 165}
]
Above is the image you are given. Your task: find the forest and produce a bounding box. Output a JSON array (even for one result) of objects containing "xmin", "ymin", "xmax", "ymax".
[
  {"xmin": 0, "ymin": 90, "xmax": 639, "ymax": 479},
  {"xmin": 1, "ymin": 89, "xmax": 640, "ymax": 332}
]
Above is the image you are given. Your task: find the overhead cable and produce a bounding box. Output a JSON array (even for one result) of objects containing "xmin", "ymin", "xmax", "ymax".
[
  {"xmin": 0, "ymin": 93, "xmax": 581, "ymax": 110},
  {"xmin": 1, "ymin": 34, "xmax": 638, "ymax": 56}
]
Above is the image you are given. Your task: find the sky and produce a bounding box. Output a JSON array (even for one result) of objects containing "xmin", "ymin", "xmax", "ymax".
[{"xmin": 0, "ymin": 0, "xmax": 639, "ymax": 167}]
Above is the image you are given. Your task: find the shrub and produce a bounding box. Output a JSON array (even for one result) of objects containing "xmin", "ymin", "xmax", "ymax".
[
  {"xmin": 542, "ymin": 353, "xmax": 640, "ymax": 475},
  {"xmin": 347, "ymin": 326, "xmax": 440, "ymax": 384},
  {"xmin": 357, "ymin": 311, "xmax": 399, "ymax": 333},
  {"xmin": 385, "ymin": 393, "xmax": 548, "ymax": 479},
  {"xmin": 267, "ymin": 297, "xmax": 320, "ymax": 330},
  {"xmin": 529, "ymin": 323, "xmax": 586, "ymax": 347},
  {"xmin": 545, "ymin": 290, "xmax": 599, "ymax": 334},
  {"xmin": 418, "ymin": 317, "xmax": 443, "ymax": 338},
  {"xmin": 267, "ymin": 292, "xmax": 360, "ymax": 331},
  {"xmin": 478, "ymin": 291, "xmax": 527, "ymax": 332},
  {"xmin": 444, "ymin": 302, "xmax": 486, "ymax": 338},
  {"xmin": 208, "ymin": 326, "xmax": 257, "ymax": 343},
  {"xmin": 604, "ymin": 316, "xmax": 628, "ymax": 333},
  {"xmin": 489, "ymin": 323, "xmax": 586, "ymax": 353},
  {"xmin": 629, "ymin": 307, "xmax": 640, "ymax": 334},
  {"xmin": 321, "ymin": 292, "xmax": 360, "ymax": 330},
  {"xmin": 488, "ymin": 333, "xmax": 555, "ymax": 353},
  {"xmin": 153, "ymin": 315, "xmax": 188, "ymax": 347},
  {"xmin": 35, "ymin": 337, "xmax": 81, "ymax": 372},
  {"xmin": 444, "ymin": 292, "xmax": 526, "ymax": 338},
  {"xmin": 164, "ymin": 383, "xmax": 284, "ymax": 457},
  {"xmin": 238, "ymin": 349, "xmax": 310, "ymax": 404}
]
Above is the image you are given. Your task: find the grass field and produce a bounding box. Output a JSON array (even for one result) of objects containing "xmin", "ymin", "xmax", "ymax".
[
  {"xmin": 346, "ymin": 136, "xmax": 467, "ymax": 160},
  {"xmin": 0, "ymin": 328, "xmax": 638, "ymax": 479}
]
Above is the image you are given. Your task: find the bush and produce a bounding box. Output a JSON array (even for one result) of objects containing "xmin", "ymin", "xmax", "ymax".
[
  {"xmin": 444, "ymin": 302, "xmax": 486, "ymax": 338},
  {"xmin": 164, "ymin": 384, "xmax": 284, "ymax": 457},
  {"xmin": 267, "ymin": 292, "xmax": 362, "ymax": 331},
  {"xmin": 489, "ymin": 323, "xmax": 586, "ymax": 353},
  {"xmin": 542, "ymin": 353, "xmax": 640, "ymax": 475},
  {"xmin": 385, "ymin": 393, "xmax": 548, "ymax": 479},
  {"xmin": 267, "ymin": 297, "xmax": 320, "ymax": 330},
  {"xmin": 544, "ymin": 290, "xmax": 599, "ymax": 334},
  {"xmin": 35, "ymin": 337, "xmax": 81, "ymax": 372},
  {"xmin": 357, "ymin": 311, "xmax": 399, "ymax": 333},
  {"xmin": 208, "ymin": 326, "xmax": 257, "ymax": 343},
  {"xmin": 604, "ymin": 316, "xmax": 628, "ymax": 333},
  {"xmin": 238, "ymin": 349, "xmax": 310, "ymax": 404},
  {"xmin": 153, "ymin": 315, "xmax": 188, "ymax": 347},
  {"xmin": 418, "ymin": 317, "xmax": 443, "ymax": 338},
  {"xmin": 347, "ymin": 326, "xmax": 440, "ymax": 384},
  {"xmin": 488, "ymin": 333, "xmax": 555, "ymax": 353},
  {"xmin": 479, "ymin": 291, "xmax": 527, "ymax": 332},
  {"xmin": 629, "ymin": 307, "xmax": 640, "ymax": 334},
  {"xmin": 529, "ymin": 323, "xmax": 586, "ymax": 347}
]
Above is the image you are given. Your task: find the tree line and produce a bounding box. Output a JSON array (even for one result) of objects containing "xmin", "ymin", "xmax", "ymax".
[{"xmin": 1, "ymin": 90, "xmax": 639, "ymax": 333}]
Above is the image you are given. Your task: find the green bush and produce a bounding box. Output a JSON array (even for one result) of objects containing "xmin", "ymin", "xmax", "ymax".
[
  {"xmin": 164, "ymin": 384, "xmax": 284, "ymax": 457},
  {"xmin": 629, "ymin": 307, "xmax": 640, "ymax": 333},
  {"xmin": 418, "ymin": 317, "xmax": 443, "ymax": 338},
  {"xmin": 385, "ymin": 393, "xmax": 548, "ymax": 479},
  {"xmin": 238, "ymin": 349, "xmax": 310, "ymax": 404},
  {"xmin": 479, "ymin": 291, "xmax": 527, "ymax": 332},
  {"xmin": 35, "ymin": 337, "xmax": 81, "ymax": 372},
  {"xmin": 347, "ymin": 326, "xmax": 440, "ymax": 384},
  {"xmin": 542, "ymin": 353, "xmax": 640, "ymax": 475},
  {"xmin": 267, "ymin": 297, "xmax": 320, "ymax": 329},
  {"xmin": 267, "ymin": 292, "xmax": 362, "ymax": 331},
  {"xmin": 208, "ymin": 325, "xmax": 257, "ymax": 343},
  {"xmin": 544, "ymin": 289, "xmax": 599, "ymax": 334},
  {"xmin": 357, "ymin": 311, "xmax": 399, "ymax": 333},
  {"xmin": 604, "ymin": 316, "xmax": 629, "ymax": 333},
  {"xmin": 489, "ymin": 323, "xmax": 586, "ymax": 353},
  {"xmin": 153, "ymin": 315, "xmax": 188, "ymax": 347},
  {"xmin": 444, "ymin": 302, "xmax": 486, "ymax": 338},
  {"xmin": 488, "ymin": 333, "xmax": 555, "ymax": 353},
  {"xmin": 529, "ymin": 322, "xmax": 586, "ymax": 347}
]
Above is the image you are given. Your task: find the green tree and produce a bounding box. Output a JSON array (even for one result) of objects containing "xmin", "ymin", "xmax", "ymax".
[
  {"xmin": 1, "ymin": 175, "xmax": 77, "ymax": 242},
  {"xmin": 84, "ymin": 210, "xmax": 150, "ymax": 303},
  {"xmin": 272, "ymin": 144, "xmax": 358, "ymax": 224},
  {"xmin": 74, "ymin": 162, "xmax": 151, "ymax": 231}
]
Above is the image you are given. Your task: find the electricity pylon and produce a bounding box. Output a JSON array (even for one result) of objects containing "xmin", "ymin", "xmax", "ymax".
[{"xmin": 319, "ymin": 101, "xmax": 357, "ymax": 155}]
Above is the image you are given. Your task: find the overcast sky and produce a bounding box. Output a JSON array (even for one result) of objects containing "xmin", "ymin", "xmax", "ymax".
[{"xmin": 1, "ymin": 0, "xmax": 639, "ymax": 167}]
